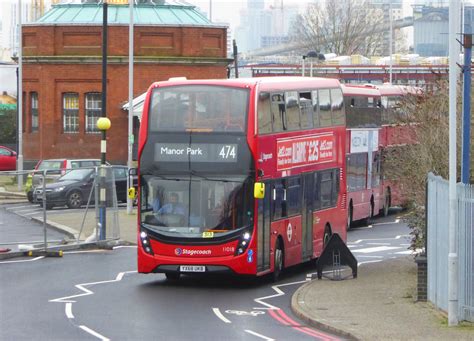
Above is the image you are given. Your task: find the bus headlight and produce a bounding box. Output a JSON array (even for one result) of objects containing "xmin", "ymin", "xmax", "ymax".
[
  {"xmin": 140, "ymin": 230, "xmax": 154, "ymax": 255},
  {"xmin": 235, "ymin": 230, "xmax": 252, "ymax": 256}
]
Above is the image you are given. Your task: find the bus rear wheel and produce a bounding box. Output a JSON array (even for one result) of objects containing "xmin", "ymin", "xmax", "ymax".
[
  {"xmin": 272, "ymin": 239, "xmax": 283, "ymax": 282},
  {"xmin": 347, "ymin": 205, "xmax": 353, "ymax": 231},
  {"xmin": 323, "ymin": 225, "xmax": 332, "ymax": 249},
  {"xmin": 382, "ymin": 193, "xmax": 390, "ymax": 217}
]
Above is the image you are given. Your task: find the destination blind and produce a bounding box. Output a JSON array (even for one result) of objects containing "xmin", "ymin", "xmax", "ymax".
[{"xmin": 154, "ymin": 143, "xmax": 238, "ymax": 163}]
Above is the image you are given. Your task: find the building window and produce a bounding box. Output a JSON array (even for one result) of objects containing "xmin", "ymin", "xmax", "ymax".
[
  {"xmin": 31, "ymin": 92, "xmax": 38, "ymax": 132},
  {"xmin": 63, "ymin": 93, "xmax": 79, "ymax": 133},
  {"xmin": 85, "ymin": 93, "xmax": 102, "ymax": 133}
]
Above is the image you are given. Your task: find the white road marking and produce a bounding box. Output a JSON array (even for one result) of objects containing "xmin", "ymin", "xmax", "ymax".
[
  {"xmin": 354, "ymin": 225, "xmax": 373, "ymax": 230},
  {"xmin": 79, "ymin": 325, "xmax": 110, "ymax": 341},
  {"xmin": 23, "ymin": 211, "xmax": 43, "ymax": 216},
  {"xmin": 49, "ymin": 270, "xmax": 137, "ymax": 341},
  {"xmin": 212, "ymin": 308, "xmax": 231, "ymax": 324},
  {"xmin": 6, "ymin": 205, "xmax": 32, "ymax": 210},
  {"xmin": 368, "ymin": 221, "xmax": 400, "ymax": 227},
  {"xmin": 395, "ymin": 250, "xmax": 413, "ymax": 255},
  {"xmin": 358, "ymin": 260, "xmax": 383, "ymax": 266},
  {"xmin": 352, "ymin": 246, "xmax": 402, "ymax": 254},
  {"xmin": 63, "ymin": 250, "xmax": 110, "ymax": 255},
  {"xmin": 245, "ymin": 329, "xmax": 274, "ymax": 341},
  {"xmin": 65, "ymin": 303, "xmax": 74, "ymax": 319},
  {"xmin": 254, "ymin": 279, "xmax": 306, "ymax": 310},
  {"xmin": 113, "ymin": 246, "xmax": 137, "ymax": 250},
  {"xmin": 49, "ymin": 271, "xmax": 137, "ymax": 303},
  {"xmin": 0, "ymin": 256, "xmax": 44, "ymax": 264},
  {"xmin": 356, "ymin": 255, "xmax": 384, "ymax": 258}
]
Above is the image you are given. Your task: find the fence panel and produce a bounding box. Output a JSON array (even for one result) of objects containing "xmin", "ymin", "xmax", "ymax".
[
  {"xmin": 427, "ymin": 173, "xmax": 449, "ymax": 311},
  {"xmin": 0, "ymin": 166, "xmax": 126, "ymax": 255},
  {"xmin": 427, "ymin": 173, "xmax": 474, "ymax": 322},
  {"xmin": 457, "ymin": 182, "xmax": 474, "ymax": 322}
]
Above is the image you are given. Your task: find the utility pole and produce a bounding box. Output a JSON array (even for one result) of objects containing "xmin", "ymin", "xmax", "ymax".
[
  {"xmin": 17, "ymin": 0, "xmax": 23, "ymax": 191},
  {"xmin": 389, "ymin": 2, "xmax": 393, "ymax": 84},
  {"xmin": 127, "ymin": 0, "xmax": 134, "ymax": 214},
  {"xmin": 448, "ymin": 0, "xmax": 460, "ymax": 326},
  {"xmin": 461, "ymin": 9, "xmax": 472, "ymax": 184}
]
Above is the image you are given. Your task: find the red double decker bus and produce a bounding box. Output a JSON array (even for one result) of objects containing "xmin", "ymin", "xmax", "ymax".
[
  {"xmin": 136, "ymin": 77, "xmax": 347, "ymax": 280},
  {"xmin": 341, "ymin": 84, "xmax": 383, "ymax": 228},
  {"xmin": 376, "ymin": 84, "xmax": 420, "ymax": 210}
]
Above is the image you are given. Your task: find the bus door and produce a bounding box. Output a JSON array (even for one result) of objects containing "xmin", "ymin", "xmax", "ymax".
[
  {"xmin": 301, "ymin": 173, "xmax": 314, "ymax": 261},
  {"xmin": 257, "ymin": 181, "xmax": 271, "ymax": 272}
]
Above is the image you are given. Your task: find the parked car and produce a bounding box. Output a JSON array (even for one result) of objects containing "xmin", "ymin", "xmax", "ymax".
[
  {"xmin": 28, "ymin": 158, "xmax": 105, "ymax": 203},
  {"xmin": 0, "ymin": 146, "xmax": 16, "ymax": 171},
  {"xmin": 34, "ymin": 166, "xmax": 135, "ymax": 209}
]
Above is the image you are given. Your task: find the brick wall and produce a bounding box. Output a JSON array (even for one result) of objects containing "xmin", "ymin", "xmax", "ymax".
[
  {"xmin": 22, "ymin": 24, "xmax": 229, "ymax": 164},
  {"xmin": 415, "ymin": 254, "xmax": 427, "ymax": 301}
]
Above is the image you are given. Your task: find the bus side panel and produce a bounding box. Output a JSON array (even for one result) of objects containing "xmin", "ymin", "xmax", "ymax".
[
  {"xmin": 270, "ymin": 216, "xmax": 303, "ymax": 269},
  {"xmin": 312, "ymin": 207, "xmax": 347, "ymax": 258},
  {"xmin": 349, "ymin": 191, "xmax": 371, "ymax": 222}
]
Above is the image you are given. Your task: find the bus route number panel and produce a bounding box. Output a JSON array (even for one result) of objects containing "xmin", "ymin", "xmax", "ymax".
[{"xmin": 155, "ymin": 143, "xmax": 238, "ymax": 163}]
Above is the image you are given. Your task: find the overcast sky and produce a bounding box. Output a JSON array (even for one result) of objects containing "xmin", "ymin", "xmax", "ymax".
[{"xmin": 185, "ymin": 0, "xmax": 306, "ymax": 32}]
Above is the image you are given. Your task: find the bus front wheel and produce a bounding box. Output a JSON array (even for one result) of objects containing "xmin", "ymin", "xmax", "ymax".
[{"xmin": 273, "ymin": 239, "xmax": 283, "ymax": 282}]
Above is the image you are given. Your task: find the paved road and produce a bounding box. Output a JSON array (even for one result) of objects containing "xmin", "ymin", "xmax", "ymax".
[
  {"xmin": 0, "ymin": 206, "xmax": 69, "ymax": 252},
  {"xmin": 0, "ymin": 206, "xmax": 411, "ymax": 341}
]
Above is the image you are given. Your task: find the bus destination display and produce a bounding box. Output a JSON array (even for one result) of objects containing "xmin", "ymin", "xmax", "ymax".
[{"xmin": 155, "ymin": 143, "xmax": 238, "ymax": 163}]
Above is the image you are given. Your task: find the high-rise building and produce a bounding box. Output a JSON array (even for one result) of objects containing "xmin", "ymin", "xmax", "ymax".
[
  {"xmin": 235, "ymin": 0, "xmax": 299, "ymax": 53},
  {"xmin": 371, "ymin": 0, "xmax": 403, "ymax": 56}
]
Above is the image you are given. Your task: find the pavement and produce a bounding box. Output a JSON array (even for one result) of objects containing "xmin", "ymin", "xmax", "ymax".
[{"xmin": 1, "ymin": 190, "xmax": 474, "ymax": 340}]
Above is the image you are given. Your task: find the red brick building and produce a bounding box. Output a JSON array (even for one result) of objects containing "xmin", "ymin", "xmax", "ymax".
[{"xmin": 21, "ymin": 3, "xmax": 230, "ymax": 164}]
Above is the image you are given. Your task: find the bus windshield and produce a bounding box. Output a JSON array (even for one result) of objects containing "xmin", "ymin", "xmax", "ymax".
[
  {"xmin": 140, "ymin": 175, "xmax": 253, "ymax": 237},
  {"xmin": 149, "ymin": 85, "xmax": 249, "ymax": 132}
]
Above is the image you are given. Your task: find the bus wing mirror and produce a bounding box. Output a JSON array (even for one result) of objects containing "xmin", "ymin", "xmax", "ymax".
[
  {"xmin": 128, "ymin": 187, "xmax": 136, "ymax": 199},
  {"xmin": 254, "ymin": 182, "xmax": 265, "ymax": 199}
]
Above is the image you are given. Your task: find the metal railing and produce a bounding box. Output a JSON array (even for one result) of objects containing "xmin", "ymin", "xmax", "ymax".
[
  {"xmin": 0, "ymin": 166, "xmax": 130, "ymax": 256},
  {"xmin": 427, "ymin": 173, "xmax": 474, "ymax": 322}
]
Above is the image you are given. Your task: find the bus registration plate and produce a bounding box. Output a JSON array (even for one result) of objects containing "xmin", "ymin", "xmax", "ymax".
[{"xmin": 180, "ymin": 265, "xmax": 205, "ymax": 272}]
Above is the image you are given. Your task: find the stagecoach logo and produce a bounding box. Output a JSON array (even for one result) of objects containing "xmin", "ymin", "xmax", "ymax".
[
  {"xmin": 287, "ymin": 223, "xmax": 292, "ymax": 242},
  {"xmin": 174, "ymin": 248, "xmax": 212, "ymax": 256}
]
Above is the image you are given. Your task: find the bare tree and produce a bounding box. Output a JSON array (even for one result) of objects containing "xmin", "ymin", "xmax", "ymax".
[
  {"xmin": 291, "ymin": 0, "xmax": 386, "ymax": 56},
  {"xmin": 383, "ymin": 80, "xmax": 470, "ymax": 250}
]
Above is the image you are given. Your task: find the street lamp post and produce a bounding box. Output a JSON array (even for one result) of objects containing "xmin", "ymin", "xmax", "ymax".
[
  {"xmin": 306, "ymin": 51, "xmax": 318, "ymax": 77},
  {"xmin": 302, "ymin": 55, "xmax": 306, "ymax": 76},
  {"xmin": 127, "ymin": 0, "xmax": 134, "ymax": 214}
]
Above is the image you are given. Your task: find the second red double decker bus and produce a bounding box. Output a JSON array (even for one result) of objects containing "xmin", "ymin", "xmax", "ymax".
[
  {"xmin": 342, "ymin": 84, "xmax": 383, "ymax": 227},
  {"xmin": 136, "ymin": 77, "xmax": 347, "ymax": 280}
]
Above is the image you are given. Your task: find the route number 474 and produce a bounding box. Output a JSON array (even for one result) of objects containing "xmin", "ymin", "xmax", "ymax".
[{"xmin": 219, "ymin": 145, "xmax": 236, "ymax": 159}]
